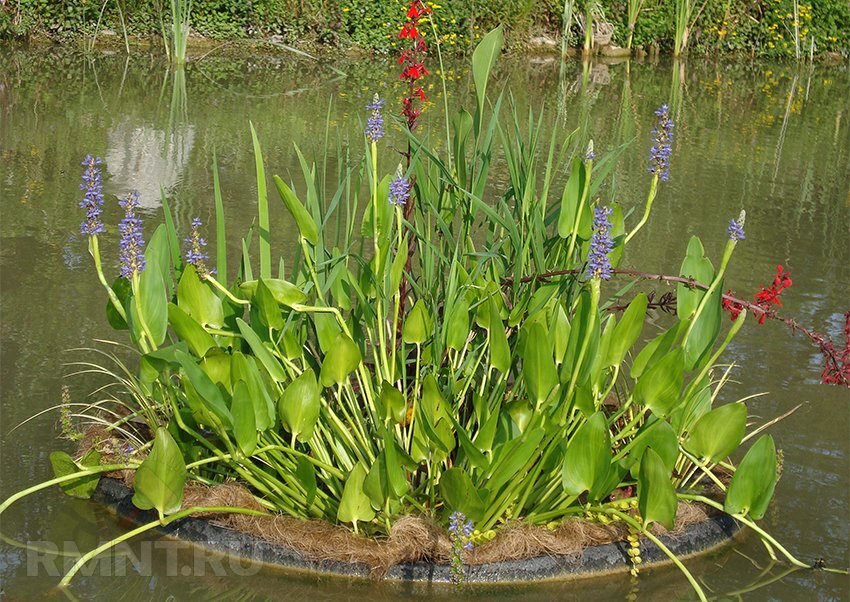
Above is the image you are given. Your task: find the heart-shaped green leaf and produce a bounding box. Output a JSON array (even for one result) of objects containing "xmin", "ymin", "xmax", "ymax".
[
  {"xmin": 724, "ymin": 435, "xmax": 777, "ymax": 520},
  {"xmin": 440, "ymin": 467, "xmax": 486, "ymax": 522},
  {"xmin": 337, "ymin": 462, "xmax": 375, "ymax": 526},
  {"xmin": 49, "ymin": 450, "xmax": 102, "ymax": 499},
  {"xmin": 232, "ymin": 380, "xmax": 257, "ymax": 455},
  {"xmin": 402, "ymin": 299, "xmax": 432, "ymax": 345},
  {"xmin": 638, "ymin": 447, "xmax": 678, "ymax": 530},
  {"xmin": 522, "ymin": 321, "xmax": 558, "ymax": 407},
  {"xmin": 132, "ymin": 427, "xmax": 187, "ymax": 520},
  {"xmin": 684, "ymin": 403, "xmax": 747, "ymax": 463},
  {"xmin": 279, "ymin": 368, "xmax": 320, "ymax": 442},
  {"xmin": 562, "ymin": 411, "xmax": 611, "ymax": 498},
  {"xmin": 167, "ymin": 303, "xmax": 215, "ymax": 358},
  {"xmin": 239, "ymin": 278, "xmax": 307, "ymax": 307},
  {"xmin": 633, "ymin": 348, "xmax": 684, "ymax": 418},
  {"xmin": 319, "ymin": 332, "xmax": 362, "ymax": 387},
  {"xmin": 177, "ymin": 264, "xmax": 224, "ymax": 328}
]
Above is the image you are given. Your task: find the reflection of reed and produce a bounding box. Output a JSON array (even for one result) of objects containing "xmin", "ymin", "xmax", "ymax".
[{"xmin": 773, "ymin": 72, "xmax": 799, "ymax": 181}]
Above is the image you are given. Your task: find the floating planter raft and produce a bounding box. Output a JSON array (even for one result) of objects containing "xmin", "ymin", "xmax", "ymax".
[{"xmin": 94, "ymin": 477, "xmax": 740, "ymax": 583}]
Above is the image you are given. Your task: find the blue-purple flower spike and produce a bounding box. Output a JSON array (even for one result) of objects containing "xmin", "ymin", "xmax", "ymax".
[
  {"xmin": 649, "ymin": 105, "xmax": 674, "ymax": 181},
  {"xmin": 389, "ymin": 174, "xmax": 411, "ymax": 206},
  {"xmin": 118, "ymin": 191, "xmax": 146, "ymax": 279},
  {"xmin": 727, "ymin": 210, "xmax": 746, "ymax": 241},
  {"xmin": 185, "ymin": 217, "xmax": 211, "ymax": 276},
  {"xmin": 365, "ymin": 94, "xmax": 385, "ymax": 143},
  {"xmin": 586, "ymin": 206, "xmax": 614, "ymax": 280},
  {"xmin": 449, "ymin": 511, "xmax": 475, "ymax": 585},
  {"xmin": 80, "ymin": 155, "xmax": 106, "ymax": 236}
]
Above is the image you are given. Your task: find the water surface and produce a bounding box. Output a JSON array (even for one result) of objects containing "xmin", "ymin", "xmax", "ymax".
[{"xmin": 1, "ymin": 49, "xmax": 848, "ymax": 600}]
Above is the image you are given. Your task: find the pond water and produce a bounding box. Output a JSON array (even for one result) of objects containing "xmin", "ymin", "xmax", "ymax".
[{"xmin": 0, "ymin": 48, "xmax": 848, "ymax": 600}]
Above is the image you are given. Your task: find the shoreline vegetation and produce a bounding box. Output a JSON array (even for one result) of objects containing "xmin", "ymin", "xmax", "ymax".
[{"xmin": 1, "ymin": 1, "xmax": 848, "ymax": 62}]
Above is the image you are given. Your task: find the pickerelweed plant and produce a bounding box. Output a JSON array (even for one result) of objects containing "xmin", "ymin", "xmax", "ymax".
[{"xmin": 2, "ymin": 24, "xmax": 848, "ymax": 597}]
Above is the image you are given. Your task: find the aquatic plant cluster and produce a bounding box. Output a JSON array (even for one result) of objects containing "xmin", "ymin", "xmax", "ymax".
[{"xmin": 3, "ymin": 6, "xmax": 848, "ymax": 597}]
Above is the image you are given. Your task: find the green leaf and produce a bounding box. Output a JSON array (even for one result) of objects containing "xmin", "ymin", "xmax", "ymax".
[
  {"xmin": 295, "ymin": 456, "xmax": 318, "ymax": 509},
  {"xmin": 487, "ymin": 427, "xmax": 544, "ymax": 496},
  {"xmin": 212, "ymin": 148, "xmax": 227, "ymax": 285},
  {"xmin": 389, "ymin": 236, "xmax": 408, "ymax": 297},
  {"xmin": 231, "ymin": 380, "xmax": 257, "ymax": 455},
  {"xmin": 381, "ymin": 428, "xmax": 410, "ymax": 498},
  {"xmin": 522, "ymin": 321, "xmax": 558, "ymax": 407},
  {"xmin": 685, "ymin": 284, "xmax": 723, "ymax": 370},
  {"xmin": 279, "ymin": 368, "xmax": 320, "ymax": 442},
  {"xmin": 558, "ymin": 157, "xmax": 590, "ymax": 239},
  {"xmin": 561, "ymin": 412, "xmax": 611, "ymax": 498},
  {"xmin": 132, "ymin": 427, "xmax": 188, "ymax": 520},
  {"xmin": 313, "ymin": 312, "xmax": 341, "ymax": 354},
  {"xmin": 402, "ymin": 299, "xmax": 432, "ymax": 345},
  {"xmin": 605, "ymin": 293, "xmax": 648, "ymax": 367},
  {"xmin": 167, "ymin": 303, "xmax": 215, "ymax": 358},
  {"xmin": 630, "ymin": 321, "xmax": 685, "ymax": 379},
  {"xmin": 337, "ymin": 462, "xmax": 375, "ymax": 526},
  {"xmin": 236, "ymin": 318, "xmax": 287, "ymax": 383},
  {"xmin": 445, "ymin": 296, "xmax": 470, "ymax": 351},
  {"xmin": 677, "ymin": 237, "xmax": 714, "ymax": 321},
  {"xmin": 471, "ymin": 25, "xmax": 503, "ymax": 134},
  {"xmin": 177, "ymin": 265, "xmax": 224, "ymax": 328},
  {"xmin": 724, "ymin": 435, "xmax": 777, "ymax": 520},
  {"xmin": 49, "ymin": 450, "xmax": 101, "ymax": 499},
  {"xmin": 230, "ymin": 352, "xmax": 274, "ymax": 431},
  {"xmin": 626, "ymin": 419, "xmax": 679, "ymax": 477},
  {"xmin": 319, "ymin": 332, "xmax": 362, "ymax": 387},
  {"xmin": 239, "ymin": 278, "xmax": 307, "ymax": 307},
  {"xmin": 552, "ymin": 302, "xmax": 571, "ymax": 364},
  {"xmin": 684, "ymin": 403, "xmax": 747, "ymax": 463},
  {"xmin": 106, "ymin": 277, "xmax": 131, "ymax": 330},
  {"xmin": 138, "ymin": 259, "xmax": 168, "ymax": 347},
  {"xmin": 249, "ymin": 122, "xmax": 271, "ymax": 279},
  {"xmin": 175, "ymin": 349, "xmax": 233, "ymax": 429},
  {"xmin": 364, "ymin": 452, "xmax": 390, "ymax": 510},
  {"xmin": 637, "ymin": 447, "xmax": 678, "ymax": 530},
  {"xmin": 254, "ymin": 279, "xmax": 284, "ymax": 330},
  {"xmin": 487, "ymin": 295, "xmax": 511, "ymax": 373},
  {"xmin": 273, "ymin": 175, "xmax": 319, "ymax": 245},
  {"xmin": 380, "ymin": 381, "xmax": 407, "ymax": 424},
  {"xmin": 633, "ymin": 348, "xmax": 684, "ymax": 418},
  {"xmin": 440, "ymin": 467, "xmax": 486, "ymax": 522}
]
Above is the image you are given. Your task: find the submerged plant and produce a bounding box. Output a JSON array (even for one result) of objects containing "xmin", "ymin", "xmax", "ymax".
[{"xmin": 2, "ymin": 27, "xmax": 848, "ymax": 598}]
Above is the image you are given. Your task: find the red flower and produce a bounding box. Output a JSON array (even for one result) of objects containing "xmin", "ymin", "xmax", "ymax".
[
  {"xmin": 722, "ymin": 265, "xmax": 793, "ymax": 325},
  {"xmin": 398, "ymin": 1, "xmax": 429, "ymax": 131},
  {"xmin": 401, "ymin": 63, "xmax": 428, "ymax": 80},
  {"xmin": 722, "ymin": 294, "xmax": 744, "ymax": 321},
  {"xmin": 399, "ymin": 24, "xmax": 419, "ymax": 39}
]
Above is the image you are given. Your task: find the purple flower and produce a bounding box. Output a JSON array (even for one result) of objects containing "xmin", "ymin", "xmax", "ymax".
[
  {"xmin": 389, "ymin": 175, "xmax": 411, "ymax": 206},
  {"xmin": 449, "ymin": 511, "xmax": 475, "ymax": 585},
  {"xmin": 365, "ymin": 94, "xmax": 385, "ymax": 143},
  {"xmin": 586, "ymin": 206, "xmax": 614, "ymax": 280},
  {"xmin": 118, "ymin": 191, "xmax": 146, "ymax": 279},
  {"xmin": 727, "ymin": 212, "xmax": 746, "ymax": 241},
  {"xmin": 648, "ymin": 105, "xmax": 674, "ymax": 181},
  {"xmin": 80, "ymin": 155, "xmax": 106, "ymax": 236},
  {"xmin": 185, "ymin": 217, "xmax": 211, "ymax": 276}
]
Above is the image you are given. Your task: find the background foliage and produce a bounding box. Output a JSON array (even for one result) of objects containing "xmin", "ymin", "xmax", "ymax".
[{"xmin": 2, "ymin": 0, "xmax": 847, "ymax": 57}]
